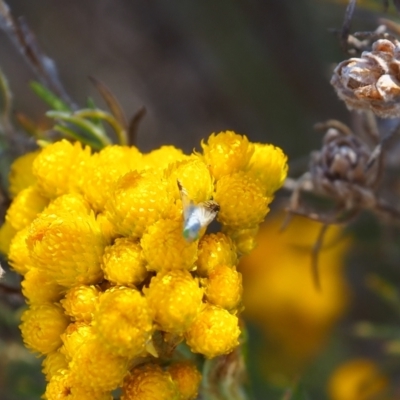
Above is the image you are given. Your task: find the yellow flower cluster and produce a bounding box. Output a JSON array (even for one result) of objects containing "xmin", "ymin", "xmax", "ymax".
[{"xmin": 0, "ymin": 131, "xmax": 287, "ymax": 399}]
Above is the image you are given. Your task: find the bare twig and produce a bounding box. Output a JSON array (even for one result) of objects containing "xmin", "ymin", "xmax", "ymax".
[
  {"xmin": 0, "ymin": 282, "xmax": 21, "ymax": 295},
  {"xmin": 341, "ymin": 0, "xmax": 357, "ymax": 52},
  {"xmin": 0, "ymin": 0, "xmax": 77, "ymax": 110},
  {"xmin": 88, "ymin": 76, "xmax": 128, "ymax": 131},
  {"xmin": 379, "ymin": 17, "xmax": 400, "ymax": 36},
  {"xmin": 128, "ymin": 106, "xmax": 147, "ymax": 146}
]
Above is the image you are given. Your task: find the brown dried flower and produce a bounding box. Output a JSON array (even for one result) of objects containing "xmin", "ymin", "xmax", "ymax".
[
  {"xmin": 310, "ymin": 127, "xmax": 380, "ymax": 208},
  {"xmin": 331, "ymin": 39, "xmax": 400, "ymax": 118}
]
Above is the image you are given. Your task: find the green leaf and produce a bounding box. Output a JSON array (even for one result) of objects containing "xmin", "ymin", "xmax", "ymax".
[
  {"xmin": 73, "ymin": 108, "xmax": 127, "ymax": 145},
  {"xmin": 30, "ymin": 81, "xmax": 71, "ymax": 111},
  {"xmin": 85, "ymin": 97, "xmax": 107, "ymax": 133},
  {"xmin": 89, "ymin": 76, "xmax": 128, "ymax": 130},
  {"xmin": 47, "ymin": 111, "xmax": 112, "ymax": 149},
  {"xmin": 53, "ymin": 125, "xmax": 104, "ymax": 151}
]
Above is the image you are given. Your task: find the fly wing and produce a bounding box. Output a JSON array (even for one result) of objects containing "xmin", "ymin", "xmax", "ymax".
[
  {"xmin": 177, "ymin": 179, "xmax": 220, "ymax": 231},
  {"xmin": 177, "ymin": 179, "xmax": 192, "ymax": 220},
  {"xmin": 196, "ymin": 200, "xmax": 220, "ymax": 227}
]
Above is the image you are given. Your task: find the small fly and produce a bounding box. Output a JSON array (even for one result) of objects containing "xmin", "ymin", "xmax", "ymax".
[{"xmin": 177, "ymin": 180, "xmax": 220, "ymax": 242}]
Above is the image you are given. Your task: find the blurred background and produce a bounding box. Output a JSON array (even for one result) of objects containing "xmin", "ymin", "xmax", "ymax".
[{"xmin": 1, "ymin": 0, "xmax": 399, "ymax": 399}]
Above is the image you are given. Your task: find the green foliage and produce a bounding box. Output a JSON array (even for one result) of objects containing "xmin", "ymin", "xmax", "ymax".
[{"xmin": 30, "ymin": 81, "xmax": 71, "ymax": 112}]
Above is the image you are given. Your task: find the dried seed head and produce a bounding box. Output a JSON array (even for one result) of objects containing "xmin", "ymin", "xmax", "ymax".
[
  {"xmin": 310, "ymin": 128, "xmax": 379, "ymax": 197},
  {"xmin": 331, "ymin": 39, "xmax": 400, "ymax": 118}
]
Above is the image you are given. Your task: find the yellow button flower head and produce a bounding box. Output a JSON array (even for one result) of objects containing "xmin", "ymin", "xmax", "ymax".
[
  {"xmin": 8, "ymin": 226, "xmax": 31, "ymax": 275},
  {"xmin": 185, "ymin": 305, "xmax": 240, "ymax": 359},
  {"xmin": 204, "ymin": 265, "xmax": 243, "ymax": 311},
  {"xmin": 102, "ymin": 238, "xmax": 148, "ymax": 287},
  {"xmin": 69, "ymin": 335, "xmax": 129, "ymax": 392},
  {"xmin": 83, "ymin": 145, "xmax": 143, "ymax": 212},
  {"xmin": 141, "ymin": 219, "xmax": 198, "ymax": 272},
  {"xmin": 96, "ymin": 213, "xmax": 120, "ymax": 244},
  {"xmin": 223, "ymin": 225, "xmax": 259, "ymax": 256},
  {"xmin": 43, "ymin": 193, "xmax": 91, "ymax": 217},
  {"xmin": 197, "ymin": 233, "xmax": 237, "ymax": 277},
  {"xmin": 93, "ymin": 287, "xmax": 154, "ymax": 358},
  {"xmin": 215, "ymin": 172, "xmax": 271, "ymax": 229},
  {"xmin": 45, "ymin": 369, "xmax": 113, "ymax": 400},
  {"xmin": 27, "ymin": 211, "xmax": 106, "ymax": 287},
  {"xmin": 246, "ymin": 143, "xmax": 288, "ymax": 196},
  {"xmin": 168, "ymin": 361, "xmax": 202, "ymax": 400},
  {"xmin": 144, "ymin": 270, "xmax": 203, "ymax": 334},
  {"xmin": 21, "ymin": 268, "xmax": 64, "ymax": 305},
  {"xmin": 0, "ymin": 221, "xmax": 16, "ymax": 255},
  {"xmin": 165, "ymin": 156, "xmax": 214, "ymax": 203},
  {"xmin": 32, "ymin": 139, "xmax": 91, "ymax": 198},
  {"xmin": 61, "ymin": 285, "xmax": 100, "ymax": 322},
  {"xmin": 20, "ymin": 303, "xmax": 69, "ymax": 355},
  {"xmin": 8, "ymin": 149, "xmax": 40, "ymax": 198},
  {"xmin": 6, "ymin": 185, "xmax": 49, "ymax": 231},
  {"xmin": 42, "ymin": 350, "xmax": 68, "ymax": 381},
  {"xmin": 60, "ymin": 322, "xmax": 93, "ymax": 361},
  {"xmin": 201, "ymin": 131, "xmax": 254, "ymax": 180},
  {"xmin": 121, "ymin": 363, "xmax": 180, "ymax": 400},
  {"xmin": 142, "ymin": 145, "xmax": 188, "ymax": 170},
  {"xmin": 105, "ymin": 171, "xmax": 171, "ymax": 238}
]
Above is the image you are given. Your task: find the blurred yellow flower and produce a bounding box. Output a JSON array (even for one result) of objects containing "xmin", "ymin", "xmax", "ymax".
[
  {"xmin": 239, "ymin": 212, "xmax": 350, "ymax": 381},
  {"xmin": 0, "ymin": 220, "xmax": 16, "ymax": 256},
  {"xmin": 6, "ymin": 185, "xmax": 49, "ymax": 231},
  {"xmin": 328, "ymin": 358, "xmax": 389, "ymax": 400},
  {"xmin": 42, "ymin": 350, "xmax": 68, "ymax": 382},
  {"xmin": 8, "ymin": 149, "xmax": 40, "ymax": 198}
]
